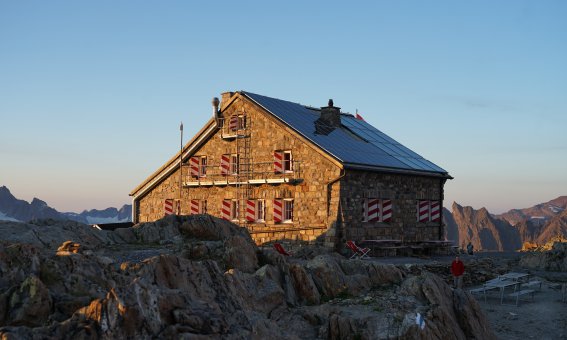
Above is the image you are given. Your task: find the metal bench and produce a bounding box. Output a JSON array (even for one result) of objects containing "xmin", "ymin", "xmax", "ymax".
[
  {"xmin": 469, "ymin": 285, "xmax": 501, "ymax": 303},
  {"xmin": 523, "ymin": 280, "xmax": 542, "ymax": 291},
  {"xmin": 508, "ymin": 289, "xmax": 535, "ymax": 306}
]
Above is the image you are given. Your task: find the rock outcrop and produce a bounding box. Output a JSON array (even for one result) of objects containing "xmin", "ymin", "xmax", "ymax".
[
  {"xmin": 520, "ymin": 241, "xmax": 567, "ymax": 272},
  {"xmin": 0, "ymin": 215, "xmax": 496, "ymax": 339}
]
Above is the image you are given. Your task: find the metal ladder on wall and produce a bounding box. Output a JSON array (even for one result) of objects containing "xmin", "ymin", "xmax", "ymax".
[{"xmin": 236, "ymin": 114, "xmax": 252, "ymax": 227}]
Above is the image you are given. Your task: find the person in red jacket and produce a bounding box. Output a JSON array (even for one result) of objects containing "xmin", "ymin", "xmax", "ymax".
[{"xmin": 451, "ymin": 255, "xmax": 465, "ymax": 289}]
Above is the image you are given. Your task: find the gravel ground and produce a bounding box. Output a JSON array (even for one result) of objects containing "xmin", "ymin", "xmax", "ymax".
[{"xmin": 475, "ymin": 280, "xmax": 567, "ymax": 340}]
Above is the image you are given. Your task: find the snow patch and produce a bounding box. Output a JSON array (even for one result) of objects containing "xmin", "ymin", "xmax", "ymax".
[
  {"xmin": 548, "ymin": 205, "xmax": 564, "ymax": 213},
  {"xmin": 0, "ymin": 211, "xmax": 21, "ymax": 222}
]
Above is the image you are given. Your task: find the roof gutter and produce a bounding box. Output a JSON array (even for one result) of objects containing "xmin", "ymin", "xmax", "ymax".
[{"xmin": 344, "ymin": 162, "xmax": 453, "ymax": 179}]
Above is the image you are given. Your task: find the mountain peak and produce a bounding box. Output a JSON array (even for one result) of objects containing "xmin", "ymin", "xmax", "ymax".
[{"xmin": 31, "ymin": 197, "xmax": 48, "ymax": 207}]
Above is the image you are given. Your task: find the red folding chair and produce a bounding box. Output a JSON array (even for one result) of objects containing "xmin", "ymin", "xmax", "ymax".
[
  {"xmin": 346, "ymin": 240, "xmax": 371, "ymax": 259},
  {"xmin": 273, "ymin": 243, "xmax": 292, "ymax": 256}
]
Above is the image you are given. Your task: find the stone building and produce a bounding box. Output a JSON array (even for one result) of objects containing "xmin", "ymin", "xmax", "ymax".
[{"xmin": 130, "ymin": 91, "xmax": 452, "ymax": 248}]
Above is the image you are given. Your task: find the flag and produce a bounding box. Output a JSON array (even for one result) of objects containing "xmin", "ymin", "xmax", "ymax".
[
  {"xmin": 180, "ymin": 122, "xmax": 183, "ymax": 131},
  {"xmin": 355, "ymin": 113, "xmax": 364, "ymax": 121}
]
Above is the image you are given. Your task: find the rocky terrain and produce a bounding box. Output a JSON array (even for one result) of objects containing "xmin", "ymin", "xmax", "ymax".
[
  {"xmin": 444, "ymin": 196, "xmax": 567, "ymax": 252},
  {"xmin": 0, "ymin": 185, "xmax": 131, "ymax": 224},
  {"xmin": 0, "ymin": 215, "xmax": 497, "ymax": 339}
]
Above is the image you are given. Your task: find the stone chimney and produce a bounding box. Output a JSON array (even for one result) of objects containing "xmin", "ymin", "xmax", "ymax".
[
  {"xmin": 220, "ymin": 91, "xmax": 235, "ymax": 110},
  {"xmin": 320, "ymin": 99, "xmax": 341, "ymax": 128}
]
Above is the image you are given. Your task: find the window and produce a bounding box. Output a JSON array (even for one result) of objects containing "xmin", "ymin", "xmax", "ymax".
[
  {"xmin": 230, "ymin": 200, "xmax": 238, "ymax": 221},
  {"xmin": 362, "ymin": 198, "xmax": 392, "ymax": 223},
  {"xmin": 239, "ymin": 114, "xmax": 247, "ymax": 129},
  {"xmin": 256, "ymin": 199, "xmax": 265, "ymax": 222},
  {"xmin": 200, "ymin": 157, "xmax": 207, "ymax": 177},
  {"xmin": 273, "ymin": 199, "xmax": 292, "ymax": 223},
  {"xmin": 221, "ymin": 154, "xmax": 238, "ymax": 176},
  {"xmin": 222, "ymin": 199, "xmax": 239, "ymax": 221},
  {"xmin": 228, "ymin": 114, "xmax": 247, "ymax": 131},
  {"xmin": 246, "ymin": 199, "xmax": 265, "ymax": 222},
  {"xmin": 283, "ymin": 151, "xmax": 292, "ymax": 172},
  {"xmin": 164, "ymin": 199, "xmax": 175, "ymax": 216},
  {"xmin": 283, "ymin": 199, "xmax": 293, "ymax": 222},
  {"xmin": 190, "ymin": 199, "xmax": 207, "ymax": 214},
  {"xmin": 274, "ymin": 150, "xmax": 292, "ymax": 173},
  {"xmin": 230, "ymin": 154, "xmax": 239, "ymax": 175},
  {"xmin": 229, "ymin": 115, "xmax": 239, "ymax": 131},
  {"xmin": 417, "ymin": 200, "xmax": 440, "ymax": 223},
  {"xmin": 189, "ymin": 156, "xmax": 207, "ymax": 178}
]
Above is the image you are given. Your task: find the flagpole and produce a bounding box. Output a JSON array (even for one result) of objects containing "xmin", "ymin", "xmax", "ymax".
[{"xmin": 179, "ymin": 122, "xmax": 183, "ymax": 214}]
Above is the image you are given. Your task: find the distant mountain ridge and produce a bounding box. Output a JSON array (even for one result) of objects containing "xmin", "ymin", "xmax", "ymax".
[
  {"xmin": 443, "ymin": 196, "xmax": 567, "ymax": 251},
  {"xmin": 0, "ymin": 186, "xmax": 131, "ymax": 224},
  {"xmin": 494, "ymin": 196, "xmax": 567, "ymax": 226}
]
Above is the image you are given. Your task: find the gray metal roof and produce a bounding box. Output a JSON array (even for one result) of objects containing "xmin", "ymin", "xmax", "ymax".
[{"xmin": 242, "ymin": 91, "xmax": 449, "ymax": 177}]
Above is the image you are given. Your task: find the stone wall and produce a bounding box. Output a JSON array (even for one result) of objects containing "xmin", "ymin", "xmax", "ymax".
[
  {"xmin": 338, "ymin": 170, "xmax": 445, "ymax": 243},
  {"xmin": 136, "ymin": 93, "xmax": 342, "ymax": 245}
]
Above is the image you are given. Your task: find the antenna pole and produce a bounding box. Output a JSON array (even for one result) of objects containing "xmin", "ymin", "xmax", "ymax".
[{"xmin": 179, "ymin": 122, "xmax": 183, "ymax": 213}]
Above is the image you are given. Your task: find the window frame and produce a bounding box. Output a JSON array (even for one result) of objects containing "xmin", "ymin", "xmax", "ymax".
[
  {"xmin": 255, "ymin": 199, "xmax": 265, "ymax": 222},
  {"xmin": 199, "ymin": 156, "xmax": 207, "ymax": 177},
  {"xmin": 283, "ymin": 199, "xmax": 294, "ymax": 223},
  {"xmin": 283, "ymin": 150, "xmax": 293, "ymax": 173},
  {"xmin": 230, "ymin": 199, "xmax": 239, "ymax": 221},
  {"xmin": 239, "ymin": 114, "xmax": 247, "ymax": 129},
  {"xmin": 230, "ymin": 154, "xmax": 239, "ymax": 175}
]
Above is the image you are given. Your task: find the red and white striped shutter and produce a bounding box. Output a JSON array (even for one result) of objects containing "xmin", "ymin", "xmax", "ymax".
[
  {"xmin": 367, "ymin": 199, "xmax": 380, "ymax": 222},
  {"xmin": 164, "ymin": 199, "xmax": 174, "ymax": 216},
  {"xmin": 220, "ymin": 155, "xmax": 230, "ymax": 176},
  {"xmin": 190, "ymin": 200, "xmax": 199, "ymax": 215},
  {"xmin": 221, "ymin": 199, "xmax": 231, "ymax": 220},
  {"xmin": 274, "ymin": 151, "xmax": 283, "ymax": 173},
  {"xmin": 229, "ymin": 115, "xmax": 238, "ymax": 131},
  {"xmin": 189, "ymin": 157, "xmax": 199, "ymax": 178},
  {"xmin": 430, "ymin": 201, "xmax": 440, "ymax": 222},
  {"xmin": 418, "ymin": 200, "xmax": 430, "ymax": 222},
  {"xmin": 273, "ymin": 199, "xmax": 283, "ymax": 223},
  {"xmin": 246, "ymin": 200, "xmax": 255, "ymax": 222},
  {"xmin": 382, "ymin": 200, "xmax": 392, "ymax": 222}
]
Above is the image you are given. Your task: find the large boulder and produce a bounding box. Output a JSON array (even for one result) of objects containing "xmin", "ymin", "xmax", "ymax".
[
  {"xmin": 399, "ymin": 272, "xmax": 496, "ymax": 340},
  {"xmin": 5, "ymin": 276, "xmax": 52, "ymax": 327}
]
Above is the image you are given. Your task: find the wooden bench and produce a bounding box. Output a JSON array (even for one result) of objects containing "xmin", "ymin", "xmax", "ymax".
[{"xmin": 508, "ymin": 289, "xmax": 535, "ymax": 306}]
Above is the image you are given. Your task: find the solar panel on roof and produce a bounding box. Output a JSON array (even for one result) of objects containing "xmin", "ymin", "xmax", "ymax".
[{"xmin": 243, "ymin": 91, "xmax": 448, "ymax": 176}]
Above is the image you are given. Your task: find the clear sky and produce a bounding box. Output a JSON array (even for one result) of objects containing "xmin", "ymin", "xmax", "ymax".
[{"xmin": 1, "ymin": 1, "xmax": 566, "ymax": 214}]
